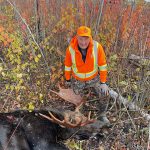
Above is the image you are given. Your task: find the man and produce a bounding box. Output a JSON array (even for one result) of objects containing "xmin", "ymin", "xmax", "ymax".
[{"xmin": 64, "ymin": 26, "xmax": 110, "ymax": 126}]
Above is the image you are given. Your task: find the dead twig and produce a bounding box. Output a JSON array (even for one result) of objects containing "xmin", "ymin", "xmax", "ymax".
[{"xmin": 4, "ymin": 116, "xmax": 24, "ymax": 150}]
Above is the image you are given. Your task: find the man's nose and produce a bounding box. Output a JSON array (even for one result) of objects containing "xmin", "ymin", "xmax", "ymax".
[{"xmin": 82, "ymin": 41, "xmax": 86, "ymax": 45}]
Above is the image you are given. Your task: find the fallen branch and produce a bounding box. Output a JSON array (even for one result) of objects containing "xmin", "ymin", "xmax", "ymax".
[{"xmin": 109, "ymin": 89, "xmax": 150, "ymax": 122}]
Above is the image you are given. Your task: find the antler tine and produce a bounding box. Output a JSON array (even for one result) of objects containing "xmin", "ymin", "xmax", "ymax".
[
  {"xmin": 40, "ymin": 103, "xmax": 96, "ymax": 128},
  {"xmin": 74, "ymin": 103, "xmax": 96, "ymax": 127},
  {"xmin": 88, "ymin": 111, "xmax": 91, "ymax": 120},
  {"xmin": 80, "ymin": 111, "xmax": 96, "ymax": 127},
  {"xmin": 64, "ymin": 119, "xmax": 82, "ymax": 128},
  {"xmin": 75, "ymin": 101, "xmax": 84, "ymax": 112},
  {"xmin": 48, "ymin": 112, "xmax": 82, "ymax": 128},
  {"xmin": 39, "ymin": 113, "xmax": 53, "ymax": 122},
  {"xmin": 80, "ymin": 118, "xmax": 96, "ymax": 126},
  {"xmin": 39, "ymin": 112, "xmax": 65, "ymax": 127},
  {"xmin": 48, "ymin": 112, "xmax": 65, "ymax": 125},
  {"xmin": 40, "ymin": 112, "xmax": 83, "ymax": 128},
  {"xmin": 50, "ymin": 89, "xmax": 60, "ymax": 96}
]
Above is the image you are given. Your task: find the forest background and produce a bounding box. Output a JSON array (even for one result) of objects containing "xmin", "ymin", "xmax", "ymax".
[{"xmin": 0, "ymin": 0, "xmax": 149, "ymax": 149}]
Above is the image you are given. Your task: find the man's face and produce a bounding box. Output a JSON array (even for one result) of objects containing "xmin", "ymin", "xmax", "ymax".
[{"xmin": 77, "ymin": 36, "xmax": 90, "ymax": 49}]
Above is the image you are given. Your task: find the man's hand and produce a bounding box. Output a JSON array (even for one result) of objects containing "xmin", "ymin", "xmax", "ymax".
[
  {"xmin": 65, "ymin": 80, "xmax": 71, "ymax": 88},
  {"xmin": 99, "ymin": 83, "xmax": 109, "ymax": 96}
]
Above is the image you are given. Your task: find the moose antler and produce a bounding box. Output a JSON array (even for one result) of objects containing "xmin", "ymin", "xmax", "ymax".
[
  {"xmin": 39, "ymin": 102, "xmax": 96, "ymax": 128},
  {"xmin": 41, "ymin": 86, "xmax": 95, "ymax": 128},
  {"xmin": 50, "ymin": 85, "xmax": 84, "ymax": 106},
  {"xmin": 39, "ymin": 111, "xmax": 82, "ymax": 128}
]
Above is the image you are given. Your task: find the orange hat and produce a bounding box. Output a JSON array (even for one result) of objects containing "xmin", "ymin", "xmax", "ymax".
[{"xmin": 77, "ymin": 26, "xmax": 91, "ymax": 37}]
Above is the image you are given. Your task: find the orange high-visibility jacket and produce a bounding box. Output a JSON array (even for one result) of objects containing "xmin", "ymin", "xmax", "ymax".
[{"xmin": 64, "ymin": 36, "xmax": 107, "ymax": 83}]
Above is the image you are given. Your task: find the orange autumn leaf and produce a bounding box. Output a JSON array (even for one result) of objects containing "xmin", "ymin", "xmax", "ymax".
[
  {"xmin": 3, "ymin": 41, "xmax": 8, "ymax": 46},
  {"xmin": 7, "ymin": 38, "xmax": 13, "ymax": 43},
  {"xmin": 0, "ymin": 26, "xmax": 4, "ymax": 32},
  {"xmin": 3, "ymin": 33, "xmax": 9, "ymax": 39}
]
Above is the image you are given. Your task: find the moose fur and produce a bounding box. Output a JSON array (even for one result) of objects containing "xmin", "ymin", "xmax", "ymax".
[
  {"xmin": 0, "ymin": 109, "xmax": 103, "ymax": 150},
  {"xmin": 0, "ymin": 110, "xmax": 71, "ymax": 150}
]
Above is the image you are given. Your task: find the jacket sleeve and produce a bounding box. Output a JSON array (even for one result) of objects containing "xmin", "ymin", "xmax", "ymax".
[
  {"xmin": 97, "ymin": 44, "xmax": 107, "ymax": 83},
  {"xmin": 64, "ymin": 47, "xmax": 72, "ymax": 80}
]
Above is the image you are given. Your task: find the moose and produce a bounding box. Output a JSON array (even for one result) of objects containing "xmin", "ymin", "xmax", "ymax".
[
  {"xmin": 0, "ymin": 87, "xmax": 107, "ymax": 150},
  {"xmin": 0, "ymin": 107, "xmax": 104, "ymax": 150}
]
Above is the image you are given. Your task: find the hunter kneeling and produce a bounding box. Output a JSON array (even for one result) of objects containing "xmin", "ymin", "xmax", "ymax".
[{"xmin": 64, "ymin": 26, "xmax": 110, "ymax": 127}]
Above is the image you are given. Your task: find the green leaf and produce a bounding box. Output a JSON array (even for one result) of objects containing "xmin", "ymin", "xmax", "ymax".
[
  {"xmin": 1, "ymin": 72, "xmax": 5, "ymax": 77},
  {"xmin": 37, "ymin": 54, "xmax": 41, "ymax": 58},
  {"xmin": 39, "ymin": 93, "xmax": 43, "ymax": 99},
  {"xmin": 66, "ymin": 140, "xmax": 83, "ymax": 150},
  {"xmin": 110, "ymin": 54, "xmax": 118, "ymax": 61},
  {"xmin": 128, "ymin": 95, "xmax": 132, "ymax": 101},
  {"xmin": 119, "ymin": 81, "xmax": 128, "ymax": 86},
  {"xmin": 28, "ymin": 103, "xmax": 35, "ymax": 112},
  {"xmin": 10, "ymin": 85, "xmax": 14, "ymax": 91},
  {"xmin": 136, "ymin": 68, "xmax": 140, "ymax": 72},
  {"xmin": 16, "ymin": 73, "xmax": 23, "ymax": 78},
  {"xmin": 34, "ymin": 56, "xmax": 39, "ymax": 62},
  {"xmin": 39, "ymin": 93, "xmax": 44, "ymax": 103},
  {"xmin": 132, "ymin": 84, "xmax": 138, "ymax": 91},
  {"xmin": 5, "ymin": 84, "xmax": 10, "ymax": 90}
]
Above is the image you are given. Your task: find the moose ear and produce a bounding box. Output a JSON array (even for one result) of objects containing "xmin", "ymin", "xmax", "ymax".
[{"xmin": 50, "ymin": 85, "xmax": 84, "ymax": 106}]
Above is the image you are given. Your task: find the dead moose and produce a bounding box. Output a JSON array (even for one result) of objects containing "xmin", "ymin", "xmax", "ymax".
[{"xmin": 0, "ymin": 87, "xmax": 104, "ymax": 150}]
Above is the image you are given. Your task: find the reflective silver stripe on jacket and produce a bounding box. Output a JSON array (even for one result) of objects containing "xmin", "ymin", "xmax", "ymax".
[
  {"xmin": 99, "ymin": 64, "xmax": 107, "ymax": 71},
  {"xmin": 65, "ymin": 66, "xmax": 71, "ymax": 71}
]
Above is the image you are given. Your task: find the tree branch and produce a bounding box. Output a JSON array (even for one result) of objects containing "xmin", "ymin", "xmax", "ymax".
[{"xmin": 109, "ymin": 89, "xmax": 150, "ymax": 122}]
